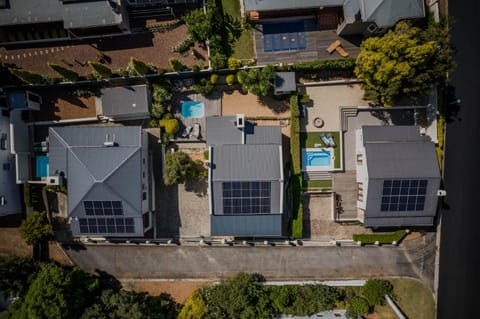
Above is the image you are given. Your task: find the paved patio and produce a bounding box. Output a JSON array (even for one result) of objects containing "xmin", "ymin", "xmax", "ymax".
[
  {"xmin": 254, "ymin": 19, "xmax": 361, "ymax": 65},
  {"xmin": 221, "ymin": 90, "xmax": 290, "ymax": 118}
]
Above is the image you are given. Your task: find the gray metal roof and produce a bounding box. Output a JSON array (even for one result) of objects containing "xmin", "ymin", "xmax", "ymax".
[
  {"xmin": 361, "ymin": 0, "xmax": 425, "ymax": 28},
  {"xmin": 98, "ymin": 85, "xmax": 150, "ymax": 120},
  {"xmin": 0, "ymin": 0, "xmax": 124, "ymax": 28},
  {"xmin": 211, "ymin": 214, "xmax": 282, "ymax": 237},
  {"xmin": 206, "ymin": 116, "xmax": 282, "ymax": 146},
  {"xmin": 206, "ymin": 116, "xmax": 243, "ymax": 145},
  {"xmin": 0, "ymin": 113, "xmax": 22, "ymax": 216},
  {"xmin": 48, "ymin": 126, "xmax": 143, "ymax": 221},
  {"xmin": 274, "ymin": 72, "xmax": 296, "ymax": 94},
  {"xmin": 211, "ymin": 144, "xmax": 282, "ymax": 181},
  {"xmin": 62, "ymin": 0, "xmax": 124, "ymax": 29},
  {"xmin": 243, "ymin": 0, "xmax": 343, "ymax": 12},
  {"xmin": 362, "ymin": 125, "xmax": 427, "ymax": 145},
  {"xmin": 365, "ymin": 142, "xmax": 440, "ymax": 179}
]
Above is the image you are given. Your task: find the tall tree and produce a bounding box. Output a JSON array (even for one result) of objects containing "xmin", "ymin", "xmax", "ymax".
[
  {"xmin": 0, "ymin": 256, "xmax": 38, "ymax": 297},
  {"xmin": 47, "ymin": 62, "xmax": 79, "ymax": 81},
  {"xmin": 129, "ymin": 57, "xmax": 150, "ymax": 76},
  {"xmin": 163, "ymin": 151, "xmax": 203, "ymax": 185},
  {"xmin": 9, "ymin": 68, "xmax": 46, "ymax": 84},
  {"xmin": 19, "ymin": 211, "xmax": 53, "ymax": 247},
  {"xmin": 87, "ymin": 61, "xmax": 112, "ymax": 79},
  {"xmin": 354, "ymin": 21, "xmax": 454, "ymax": 106}
]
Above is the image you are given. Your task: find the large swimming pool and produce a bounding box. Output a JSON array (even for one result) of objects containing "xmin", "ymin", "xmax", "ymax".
[
  {"xmin": 181, "ymin": 101, "xmax": 205, "ymax": 118},
  {"xmin": 302, "ymin": 148, "xmax": 333, "ymax": 171}
]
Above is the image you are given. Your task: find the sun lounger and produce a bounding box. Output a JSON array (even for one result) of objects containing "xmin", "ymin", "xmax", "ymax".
[
  {"xmin": 191, "ymin": 123, "xmax": 201, "ymax": 139},
  {"xmin": 326, "ymin": 133, "xmax": 336, "ymax": 147},
  {"xmin": 181, "ymin": 126, "xmax": 192, "ymax": 138},
  {"xmin": 335, "ymin": 46, "xmax": 349, "ymax": 58},
  {"xmin": 320, "ymin": 133, "xmax": 331, "ymax": 147},
  {"xmin": 326, "ymin": 40, "xmax": 341, "ymax": 54}
]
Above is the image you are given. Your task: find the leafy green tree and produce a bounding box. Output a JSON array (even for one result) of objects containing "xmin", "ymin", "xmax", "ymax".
[
  {"xmin": 87, "ymin": 61, "xmax": 112, "ymax": 79},
  {"xmin": 227, "ymin": 57, "xmax": 241, "ymax": 70},
  {"xmin": 9, "ymin": 68, "xmax": 46, "ymax": 84},
  {"xmin": 236, "ymin": 69, "xmax": 247, "ymax": 84},
  {"xmin": 152, "ymin": 84, "xmax": 171, "ymax": 104},
  {"xmin": 0, "ymin": 256, "xmax": 38, "ymax": 297},
  {"xmin": 47, "ymin": 63, "xmax": 79, "ymax": 82},
  {"xmin": 5, "ymin": 264, "xmax": 99, "ymax": 319},
  {"xmin": 159, "ymin": 119, "xmax": 180, "ymax": 135},
  {"xmin": 178, "ymin": 291, "xmax": 208, "ymax": 319},
  {"xmin": 350, "ymin": 296, "xmax": 370, "ymax": 315},
  {"xmin": 129, "ymin": 57, "xmax": 150, "ymax": 76},
  {"xmin": 184, "ymin": 9, "xmax": 213, "ymax": 41},
  {"xmin": 362, "ymin": 279, "xmax": 393, "ymax": 306},
  {"xmin": 354, "ymin": 21, "xmax": 454, "ymax": 106},
  {"xmin": 81, "ymin": 289, "xmax": 178, "ymax": 319},
  {"xmin": 164, "ymin": 151, "xmax": 202, "ymax": 185},
  {"xmin": 193, "ymin": 78, "xmax": 214, "ymax": 96},
  {"xmin": 19, "ymin": 211, "xmax": 53, "ymax": 247}
]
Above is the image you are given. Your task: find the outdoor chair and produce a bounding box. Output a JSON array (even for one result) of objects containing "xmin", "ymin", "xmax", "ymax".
[
  {"xmin": 181, "ymin": 126, "xmax": 192, "ymax": 138},
  {"xmin": 326, "ymin": 40, "xmax": 341, "ymax": 54}
]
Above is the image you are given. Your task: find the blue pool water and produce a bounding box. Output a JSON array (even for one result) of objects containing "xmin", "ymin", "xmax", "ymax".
[
  {"xmin": 36, "ymin": 155, "xmax": 49, "ymax": 177},
  {"xmin": 181, "ymin": 101, "xmax": 205, "ymax": 118},
  {"xmin": 303, "ymin": 149, "xmax": 332, "ymax": 167}
]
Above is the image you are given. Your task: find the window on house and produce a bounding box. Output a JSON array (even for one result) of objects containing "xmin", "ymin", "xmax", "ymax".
[{"xmin": 356, "ymin": 153, "xmax": 363, "ymax": 164}]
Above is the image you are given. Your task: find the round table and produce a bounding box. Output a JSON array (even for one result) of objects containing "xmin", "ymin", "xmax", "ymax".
[{"xmin": 313, "ymin": 117, "xmax": 324, "ymax": 128}]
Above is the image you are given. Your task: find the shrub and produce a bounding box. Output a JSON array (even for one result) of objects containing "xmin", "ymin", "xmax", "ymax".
[
  {"xmin": 129, "ymin": 57, "xmax": 150, "ymax": 76},
  {"xmin": 227, "ymin": 57, "xmax": 241, "ymax": 70},
  {"xmin": 59, "ymin": 29, "xmax": 67, "ymax": 38},
  {"xmin": 191, "ymin": 65, "xmax": 200, "ymax": 72},
  {"xmin": 87, "ymin": 61, "xmax": 112, "ymax": 79},
  {"xmin": 169, "ymin": 57, "xmax": 187, "ymax": 72},
  {"xmin": 173, "ymin": 36, "xmax": 195, "ymax": 53},
  {"xmin": 350, "ymin": 296, "xmax": 370, "ymax": 315},
  {"xmin": 33, "ymin": 31, "xmax": 41, "ymax": 40},
  {"xmin": 43, "ymin": 30, "xmax": 50, "ymax": 39},
  {"xmin": 236, "ymin": 69, "xmax": 247, "ymax": 85},
  {"xmin": 72, "ymin": 89, "xmax": 96, "ymax": 98},
  {"xmin": 157, "ymin": 68, "xmax": 167, "ymax": 75},
  {"xmin": 152, "ymin": 83, "xmax": 171, "ymax": 104},
  {"xmin": 299, "ymin": 94, "xmax": 310, "ymax": 105},
  {"xmin": 51, "ymin": 29, "xmax": 58, "ymax": 38},
  {"xmin": 362, "ymin": 279, "xmax": 393, "ymax": 306},
  {"xmin": 159, "ymin": 118, "xmax": 180, "ymax": 135},
  {"xmin": 47, "ymin": 63, "xmax": 79, "ymax": 82},
  {"xmin": 226, "ymin": 74, "xmax": 235, "ymax": 85},
  {"xmin": 9, "ymin": 68, "xmax": 46, "ymax": 84},
  {"xmin": 162, "ymin": 113, "xmax": 173, "ymax": 120},
  {"xmin": 26, "ymin": 32, "xmax": 33, "ymax": 40},
  {"xmin": 193, "ymin": 78, "xmax": 214, "ymax": 96},
  {"xmin": 352, "ymin": 230, "xmax": 407, "ymax": 244},
  {"xmin": 19, "ymin": 211, "xmax": 53, "ymax": 247},
  {"xmin": 203, "ymin": 150, "xmax": 209, "ymax": 160},
  {"xmin": 17, "ymin": 32, "xmax": 25, "ymax": 41},
  {"xmin": 290, "ymin": 94, "xmax": 303, "ymax": 238},
  {"xmin": 149, "ymin": 119, "xmax": 159, "ymax": 127},
  {"xmin": 151, "ymin": 102, "xmax": 165, "ymax": 119},
  {"xmin": 210, "ymin": 73, "xmax": 219, "ymax": 85},
  {"xmin": 164, "ymin": 151, "xmax": 201, "ymax": 185},
  {"xmin": 210, "ymin": 52, "xmax": 226, "ymax": 70}
]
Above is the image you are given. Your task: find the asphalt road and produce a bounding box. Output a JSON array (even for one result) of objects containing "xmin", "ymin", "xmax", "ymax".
[
  {"xmin": 64, "ymin": 245, "xmax": 417, "ymax": 280},
  {"xmin": 436, "ymin": 2, "xmax": 480, "ymax": 318}
]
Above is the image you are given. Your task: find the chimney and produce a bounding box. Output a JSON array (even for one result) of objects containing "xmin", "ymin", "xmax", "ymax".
[{"xmin": 235, "ymin": 114, "xmax": 245, "ymax": 128}]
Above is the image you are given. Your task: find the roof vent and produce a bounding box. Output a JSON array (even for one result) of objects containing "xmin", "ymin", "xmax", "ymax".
[
  {"xmin": 235, "ymin": 114, "xmax": 245, "ymax": 128},
  {"xmin": 103, "ymin": 134, "xmax": 117, "ymax": 147}
]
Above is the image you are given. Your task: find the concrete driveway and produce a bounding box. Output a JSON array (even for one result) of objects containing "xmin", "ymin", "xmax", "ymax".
[{"xmin": 64, "ymin": 244, "xmax": 418, "ymax": 280}]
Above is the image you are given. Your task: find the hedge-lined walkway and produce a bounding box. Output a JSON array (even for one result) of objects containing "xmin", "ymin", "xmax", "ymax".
[{"xmin": 0, "ymin": 25, "xmax": 207, "ymax": 78}]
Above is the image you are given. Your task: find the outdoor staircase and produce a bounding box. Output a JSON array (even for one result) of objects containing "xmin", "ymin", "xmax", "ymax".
[
  {"xmin": 340, "ymin": 107, "xmax": 358, "ymax": 132},
  {"xmin": 304, "ymin": 171, "xmax": 332, "ymax": 181}
]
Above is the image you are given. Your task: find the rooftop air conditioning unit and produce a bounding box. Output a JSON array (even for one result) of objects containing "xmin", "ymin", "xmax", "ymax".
[
  {"xmin": 236, "ymin": 114, "xmax": 245, "ymax": 128},
  {"xmin": 47, "ymin": 176, "xmax": 60, "ymax": 186}
]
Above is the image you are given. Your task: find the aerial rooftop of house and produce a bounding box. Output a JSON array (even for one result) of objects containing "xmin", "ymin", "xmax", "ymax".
[
  {"xmin": 96, "ymin": 84, "xmax": 151, "ymax": 122},
  {"xmin": 206, "ymin": 115, "xmax": 284, "ymax": 237},
  {"xmin": 356, "ymin": 125, "xmax": 441, "ymax": 227}
]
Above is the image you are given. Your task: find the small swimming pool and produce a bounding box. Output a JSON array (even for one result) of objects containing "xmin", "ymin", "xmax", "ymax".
[
  {"xmin": 36, "ymin": 155, "xmax": 49, "ymax": 178},
  {"xmin": 302, "ymin": 148, "xmax": 333, "ymax": 171},
  {"xmin": 181, "ymin": 101, "xmax": 205, "ymax": 119}
]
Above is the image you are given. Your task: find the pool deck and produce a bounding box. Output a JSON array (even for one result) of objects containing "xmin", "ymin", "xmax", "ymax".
[
  {"xmin": 174, "ymin": 90, "xmax": 222, "ymax": 141},
  {"xmin": 254, "ymin": 19, "xmax": 361, "ymax": 65}
]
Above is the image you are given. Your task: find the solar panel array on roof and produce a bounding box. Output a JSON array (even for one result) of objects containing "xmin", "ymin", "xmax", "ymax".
[
  {"xmin": 380, "ymin": 179, "xmax": 427, "ymax": 212},
  {"xmin": 79, "ymin": 217, "xmax": 135, "ymax": 234},
  {"xmin": 83, "ymin": 201, "xmax": 123, "ymax": 216},
  {"xmin": 222, "ymin": 181, "xmax": 271, "ymax": 215}
]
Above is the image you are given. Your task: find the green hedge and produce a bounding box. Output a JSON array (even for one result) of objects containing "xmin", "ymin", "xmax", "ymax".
[
  {"xmin": 290, "ymin": 94, "xmax": 303, "ymax": 238},
  {"xmin": 353, "ymin": 230, "xmax": 408, "ymax": 244}
]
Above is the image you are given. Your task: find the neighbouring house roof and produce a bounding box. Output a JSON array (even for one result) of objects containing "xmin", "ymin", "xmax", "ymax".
[
  {"xmin": 243, "ymin": 0, "xmax": 343, "ymax": 12},
  {"xmin": 0, "ymin": 111, "xmax": 22, "ymax": 217},
  {"xmin": 362, "ymin": 125, "xmax": 440, "ymax": 227},
  {"xmin": 0, "ymin": 0, "xmax": 124, "ymax": 29},
  {"xmin": 361, "ymin": 0, "xmax": 425, "ymax": 28},
  {"xmin": 96, "ymin": 85, "xmax": 150, "ymax": 121},
  {"xmin": 362, "ymin": 126, "xmax": 439, "ymax": 179},
  {"xmin": 274, "ymin": 72, "xmax": 296, "ymax": 95},
  {"xmin": 48, "ymin": 126, "xmax": 144, "ymax": 236}
]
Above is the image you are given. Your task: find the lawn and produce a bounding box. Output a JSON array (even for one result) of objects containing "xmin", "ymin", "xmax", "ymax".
[
  {"xmin": 303, "ymin": 179, "xmax": 332, "ymax": 190},
  {"xmin": 221, "ymin": 0, "xmax": 254, "ymax": 60},
  {"xmin": 300, "ymin": 132, "xmax": 341, "ymax": 169},
  {"xmin": 352, "ymin": 230, "xmax": 408, "ymax": 244},
  {"xmin": 390, "ymin": 278, "xmax": 436, "ymax": 319}
]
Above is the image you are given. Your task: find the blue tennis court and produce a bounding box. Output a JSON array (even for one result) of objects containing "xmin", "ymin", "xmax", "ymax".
[{"xmin": 263, "ymin": 21, "xmax": 307, "ymax": 52}]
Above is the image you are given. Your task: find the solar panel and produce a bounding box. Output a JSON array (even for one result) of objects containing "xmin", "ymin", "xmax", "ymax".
[
  {"xmin": 83, "ymin": 201, "xmax": 123, "ymax": 216},
  {"xmin": 222, "ymin": 181, "xmax": 271, "ymax": 215},
  {"xmin": 380, "ymin": 179, "xmax": 428, "ymax": 212},
  {"xmin": 78, "ymin": 217, "xmax": 135, "ymax": 234}
]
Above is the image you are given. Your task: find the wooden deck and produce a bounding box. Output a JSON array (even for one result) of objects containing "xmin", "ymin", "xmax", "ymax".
[{"xmin": 254, "ymin": 20, "xmax": 361, "ymax": 65}]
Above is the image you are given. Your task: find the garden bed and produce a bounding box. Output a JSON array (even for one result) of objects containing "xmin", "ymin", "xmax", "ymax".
[{"xmin": 352, "ymin": 230, "xmax": 408, "ymax": 244}]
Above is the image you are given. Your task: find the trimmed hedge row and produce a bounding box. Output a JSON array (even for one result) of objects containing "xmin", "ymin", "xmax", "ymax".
[
  {"xmin": 290, "ymin": 94, "xmax": 303, "ymax": 238},
  {"xmin": 353, "ymin": 229, "xmax": 408, "ymax": 244}
]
